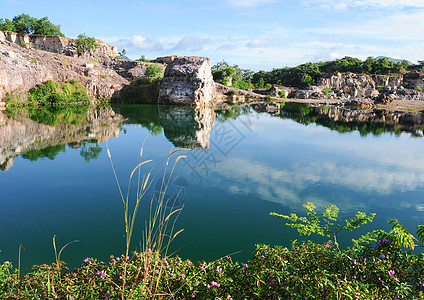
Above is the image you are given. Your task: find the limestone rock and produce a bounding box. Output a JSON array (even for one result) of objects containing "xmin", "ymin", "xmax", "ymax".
[
  {"xmin": 0, "ymin": 40, "xmax": 127, "ymax": 101},
  {"xmin": 158, "ymin": 56, "xmax": 216, "ymax": 107},
  {"xmin": 365, "ymin": 89, "xmax": 379, "ymax": 98}
]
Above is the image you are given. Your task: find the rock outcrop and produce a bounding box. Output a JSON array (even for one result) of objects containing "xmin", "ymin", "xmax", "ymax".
[
  {"xmin": 158, "ymin": 56, "xmax": 216, "ymax": 107},
  {"xmin": 1, "ymin": 30, "xmax": 118, "ymax": 61}
]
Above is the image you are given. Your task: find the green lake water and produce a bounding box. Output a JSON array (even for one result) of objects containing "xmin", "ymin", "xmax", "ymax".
[{"xmin": 1, "ymin": 104, "xmax": 423, "ymax": 272}]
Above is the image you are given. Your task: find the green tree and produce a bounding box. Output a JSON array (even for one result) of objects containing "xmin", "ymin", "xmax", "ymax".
[
  {"xmin": 76, "ymin": 34, "xmax": 99, "ymax": 55},
  {"xmin": 118, "ymin": 48, "xmax": 127, "ymax": 59},
  {"xmin": 0, "ymin": 18, "xmax": 16, "ymax": 31},
  {"xmin": 0, "ymin": 14, "xmax": 63, "ymax": 36}
]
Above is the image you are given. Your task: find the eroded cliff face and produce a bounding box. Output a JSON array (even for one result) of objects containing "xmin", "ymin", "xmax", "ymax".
[
  {"xmin": 0, "ymin": 39, "xmax": 128, "ymax": 102},
  {"xmin": 0, "ymin": 107, "xmax": 125, "ymax": 171},
  {"xmin": 0, "ymin": 30, "xmax": 118, "ymax": 61}
]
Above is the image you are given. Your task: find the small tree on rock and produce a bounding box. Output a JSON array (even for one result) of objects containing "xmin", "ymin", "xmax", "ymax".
[{"xmin": 76, "ymin": 33, "xmax": 99, "ymax": 55}]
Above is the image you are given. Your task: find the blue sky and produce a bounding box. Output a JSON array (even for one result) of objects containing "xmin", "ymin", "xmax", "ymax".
[{"xmin": 2, "ymin": 0, "xmax": 424, "ymax": 70}]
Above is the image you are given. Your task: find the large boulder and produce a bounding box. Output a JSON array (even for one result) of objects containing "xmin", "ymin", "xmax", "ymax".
[{"xmin": 158, "ymin": 56, "xmax": 216, "ymax": 107}]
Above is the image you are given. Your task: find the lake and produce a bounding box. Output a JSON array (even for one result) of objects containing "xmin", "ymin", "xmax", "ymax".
[{"xmin": 1, "ymin": 103, "xmax": 423, "ymax": 272}]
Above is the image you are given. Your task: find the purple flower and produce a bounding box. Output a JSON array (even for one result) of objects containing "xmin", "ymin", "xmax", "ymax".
[
  {"xmin": 3, "ymin": 261, "xmax": 10, "ymax": 265},
  {"xmin": 97, "ymin": 270, "xmax": 106, "ymax": 279},
  {"xmin": 353, "ymin": 276, "xmax": 356, "ymax": 279},
  {"xmin": 324, "ymin": 243, "xmax": 331, "ymax": 248},
  {"xmin": 353, "ymin": 259, "xmax": 357, "ymax": 265},
  {"xmin": 83, "ymin": 258, "xmax": 90, "ymax": 263},
  {"xmin": 207, "ymin": 284, "xmax": 211, "ymax": 289},
  {"xmin": 261, "ymin": 255, "xmax": 265, "ymax": 259},
  {"xmin": 243, "ymin": 264, "xmax": 248, "ymax": 268},
  {"xmin": 216, "ymin": 266, "xmax": 222, "ymax": 273},
  {"xmin": 394, "ymin": 278, "xmax": 399, "ymax": 282},
  {"xmin": 105, "ymin": 293, "xmax": 111, "ymax": 298},
  {"xmin": 388, "ymin": 270, "xmax": 395, "ymax": 276},
  {"xmin": 380, "ymin": 254, "xmax": 386, "ymax": 259}
]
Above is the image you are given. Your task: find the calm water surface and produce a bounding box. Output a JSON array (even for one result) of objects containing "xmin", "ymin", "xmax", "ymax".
[{"xmin": 1, "ymin": 104, "xmax": 423, "ymax": 272}]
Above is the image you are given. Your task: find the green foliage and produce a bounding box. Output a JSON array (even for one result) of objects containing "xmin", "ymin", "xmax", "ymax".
[
  {"xmin": 323, "ymin": 86, "xmax": 331, "ymax": 97},
  {"xmin": 89, "ymin": 57, "xmax": 99, "ymax": 64},
  {"xmin": 1, "ymin": 240, "xmax": 424, "ymax": 299},
  {"xmin": 250, "ymin": 56, "xmax": 416, "ymax": 88},
  {"xmin": 24, "ymin": 79, "xmax": 91, "ymax": 107},
  {"xmin": 137, "ymin": 55, "xmax": 149, "ymax": 62},
  {"xmin": 3, "ymin": 79, "xmax": 92, "ymax": 109},
  {"xmin": 76, "ymin": 34, "xmax": 99, "ymax": 55},
  {"xmin": 80, "ymin": 141, "xmax": 102, "ymax": 162},
  {"xmin": 0, "ymin": 13, "xmax": 63, "ymax": 36},
  {"xmin": 278, "ymin": 90, "xmax": 286, "ymax": 98},
  {"xmin": 301, "ymin": 75, "xmax": 315, "ymax": 88},
  {"xmin": 212, "ymin": 60, "xmax": 253, "ymax": 89},
  {"xmin": 118, "ymin": 48, "xmax": 127, "ymax": 59},
  {"xmin": 415, "ymin": 86, "xmax": 423, "ymax": 93},
  {"xmin": 376, "ymin": 219, "xmax": 424, "ymax": 250},
  {"xmin": 271, "ymin": 202, "xmax": 375, "ymax": 250},
  {"xmin": 22, "ymin": 144, "xmax": 66, "ymax": 161},
  {"xmin": 144, "ymin": 64, "xmax": 163, "ymax": 78}
]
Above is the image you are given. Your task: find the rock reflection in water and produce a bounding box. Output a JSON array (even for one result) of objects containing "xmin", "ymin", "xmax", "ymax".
[
  {"xmin": 277, "ymin": 102, "xmax": 424, "ymax": 137},
  {"xmin": 0, "ymin": 107, "xmax": 125, "ymax": 171},
  {"xmin": 158, "ymin": 106, "xmax": 215, "ymax": 149}
]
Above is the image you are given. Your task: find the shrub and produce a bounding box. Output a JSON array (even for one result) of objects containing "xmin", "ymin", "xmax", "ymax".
[
  {"xmin": 323, "ymin": 86, "xmax": 331, "ymax": 97},
  {"xmin": 301, "ymin": 75, "xmax": 315, "ymax": 88},
  {"xmin": 144, "ymin": 64, "xmax": 163, "ymax": 78},
  {"xmin": 76, "ymin": 34, "xmax": 99, "ymax": 55},
  {"xmin": 415, "ymin": 86, "xmax": 423, "ymax": 93},
  {"xmin": 278, "ymin": 90, "xmax": 286, "ymax": 98}
]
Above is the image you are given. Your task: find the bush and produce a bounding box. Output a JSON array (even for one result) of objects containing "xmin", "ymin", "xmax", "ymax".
[
  {"xmin": 323, "ymin": 86, "xmax": 331, "ymax": 97},
  {"xmin": 144, "ymin": 64, "xmax": 163, "ymax": 78},
  {"xmin": 415, "ymin": 86, "xmax": 423, "ymax": 93},
  {"xmin": 278, "ymin": 90, "xmax": 286, "ymax": 98},
  {"xmin": 301, "ymin": 75, "xmax": 315, "ymax": 88},
  {"xmin": 76, "ymin": 34, "xmax": 99, "ymax": 55},
  {"xmin": 24, "ymin": 79, "xmax": 91, "ymax": 107}
]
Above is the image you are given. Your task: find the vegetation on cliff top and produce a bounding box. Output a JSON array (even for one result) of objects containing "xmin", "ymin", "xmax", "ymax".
[
  {"xmin": 0, "ymin": 13, "xmax": 63, "ymax": 36},
  {"xmin": 213, "ymin": 56, "xmax": 424, "ymax": 90}
]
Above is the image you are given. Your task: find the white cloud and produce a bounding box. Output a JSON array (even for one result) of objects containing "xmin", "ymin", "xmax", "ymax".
[
  {"xmin": 247, "ymin": 39, "xmax": 270, "ymax": 48},
  {"xmin": 130, "ymin": 35, "xmax": 162, "ymax": 51},
  {"xmin": 227, "ymin": 0, "xmax": 275, "ymax": 7},
  {"xmin": 172, "ymin": 35, "xmax": 211, "ymax": 52},
  {"xmin": 303, "ymin": 0, "xmax": 424, "ymax": 9}
]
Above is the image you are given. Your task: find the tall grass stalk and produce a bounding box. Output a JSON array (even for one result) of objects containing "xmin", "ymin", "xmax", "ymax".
[{"xmin": 106, "ymin": 142, "xmax": 187, "ymax": 299}]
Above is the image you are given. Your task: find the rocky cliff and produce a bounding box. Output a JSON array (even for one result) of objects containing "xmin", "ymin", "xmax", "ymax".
[
  {"xmin": 0, "ymin": 39, "xmax": 128, "ymax": 102},
  {"xmin": 0, "ymin": 30, "xmax": 118, "ymax": 61}
]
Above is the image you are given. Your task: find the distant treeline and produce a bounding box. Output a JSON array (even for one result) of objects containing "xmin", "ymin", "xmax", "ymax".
[{"xmin": 213, "ymin": 57, "xmax": 424, "ymax": 89}]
